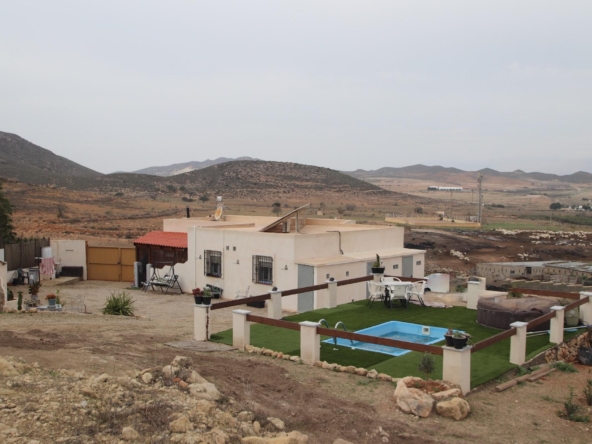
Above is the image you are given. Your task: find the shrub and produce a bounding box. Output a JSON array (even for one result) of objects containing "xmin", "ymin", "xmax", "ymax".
[
  {"xmin": 418, "ymin": 353, "xmax": 435, "ymax": 381},
  {"xmin": 584, "ymin": 380, "xmax": 592, "ymax": 406},
  {"xmin": 102, "ymin": 291, "xmax": 136, "ymax": 316},
  {"xmin": 559, "ymin": 388, "xmax": 590, "ymax": 422},
  {"xmin": 181, "ymin": 197, "xmax": 194, "ymax": 202}
]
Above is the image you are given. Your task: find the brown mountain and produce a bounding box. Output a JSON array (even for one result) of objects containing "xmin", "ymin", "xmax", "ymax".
[{"xmin": 0, "ymin": 131, "xmax": 102, "ymax": 187}]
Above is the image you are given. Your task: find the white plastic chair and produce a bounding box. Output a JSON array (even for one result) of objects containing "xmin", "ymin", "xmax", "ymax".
[
  {"xmin": 235, "ymin": 286, "xmax": 250, "ymax": 299},
  {"xmin": 367, "ymin": 281, "xmax": 385, "ymax": 307},
  {"xmin": 381, "ymin": 276, "xmax": 401, "ymax": 283},
  {"xmin": 406, "ymin": 281, "xmax": 427, "ymax": 307}
]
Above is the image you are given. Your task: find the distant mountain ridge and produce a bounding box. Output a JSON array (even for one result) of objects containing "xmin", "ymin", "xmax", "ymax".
[
  {"xmin": 345, "ymin": 164, "xmax": 592, "ymax": 184},
  {"xmin": 132, "ymin": 157, "xmax": 258, "ymax": 176},
  {"xmin": 0, "ymin": 131, "xmax": 102, "ymax": 186}
]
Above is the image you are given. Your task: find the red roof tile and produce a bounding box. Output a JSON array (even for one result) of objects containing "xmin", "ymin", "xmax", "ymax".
[{"xmin": 134, "ymin": 231, "xmax": 187, "ymax": 249}]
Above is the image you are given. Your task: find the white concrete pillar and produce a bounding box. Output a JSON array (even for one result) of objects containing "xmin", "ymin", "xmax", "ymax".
[
  {"xmin": 299, "ymin": 321, "xmax": 321, "ymax": 364},
  {"xmin": 509, "ymin": 322, "xmax": 528, "ymax": 365},
  {"xmin": 549, "ymin": 306, "xmax": 565, "ymax": 344},
  {"xmin": 373, "ymin": 273, "xmax": 383, "ymax": 283},
  {"xmin": 194, "ymin": 305, "xmax": 210, "ymax": 341},
  {"xmin": 466, "ymin": 279, "xmax": 486, "ymax": 310},
  {"xmin": 442, "ymin": 346, "xmax": 472, "ymax": 395},
  {"xmin": 232, "ymin": 309, "xmax": 251, "ymax": 350},
  {"xmin": 580, "ymin": 292, "xmax": 592, "ymax": 325},
  {"xmin": 318, "ymin": 280, "xmax": 337, "ymax": 309},
  {"xmin": 268, "ymin": 290, "xmax": 282, "ymax": 320}
]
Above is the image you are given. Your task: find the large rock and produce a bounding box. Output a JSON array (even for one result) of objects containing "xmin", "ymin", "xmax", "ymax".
[
  {"xmin": 333, "ymin": 440, "xmax": 355, "ymax": 444},
  {"xmin": 187, "ymin": 370, "xmax": 207, "ymax": 384},
  {"xmin": 394, "ymin": 380, "xmax": 434, "ymax": 418},
  {"xmin": 172, "ymin": 356, "xmax": 192, "ymax": 368},
  {"xmin": 188, "ymin": 382, "xmax": 221, "ymax": 401},
  {"xmin": 121, "ymin": 426, "xmax": 139, "ymax": 441},
  {"xmin": 431, "ymin": 388, "xmax": 461, "ymax": 402},
  {"xmin": 436, "ymin": 397, "xmax": 470, "ymax": 420},
  {"xmin": 241, "ymin": 431, "xmax": 308, "ymax": 443},
  {"xmin": 169, "ymin": 415, "xmax": 194, "ymax": 433},
  {"xmin": 366, "ymin": 369, "xmax": 378, "ymax": 379},
  {"xmin": 267, "ymin": 417, "xmax": 285, "ymax": 431}
]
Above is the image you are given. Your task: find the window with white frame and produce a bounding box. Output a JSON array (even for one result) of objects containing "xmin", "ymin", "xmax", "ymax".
[
  {"xmin": 253, "ymin": 255, "xmax": 273, "ymax": 284},
  {"xmin": 204, "ymin": 250, "xmax": 222, "ymax": 277},
  {"xmin": 416, "ymin": 260, "xmax": 422, "ymax": 266},
  {"xmin": 393, "ymin": 264, "xmax": 399, "ymax": 270}
]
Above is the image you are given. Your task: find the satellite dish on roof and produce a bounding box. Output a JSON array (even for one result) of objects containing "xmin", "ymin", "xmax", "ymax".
[{"xmin": 214, "ymin": 196, "xmax": 224, "ymax": 221}]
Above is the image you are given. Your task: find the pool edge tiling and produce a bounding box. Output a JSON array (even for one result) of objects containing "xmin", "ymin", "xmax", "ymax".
[{"xmin": 323, "ymin": 320, "xmax": 448, "ymax": 357}]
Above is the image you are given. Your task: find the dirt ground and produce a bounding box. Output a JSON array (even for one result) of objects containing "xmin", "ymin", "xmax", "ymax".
[{"xmin": 2, "ymin": 280, "xmax": 592, "ymax": 443}]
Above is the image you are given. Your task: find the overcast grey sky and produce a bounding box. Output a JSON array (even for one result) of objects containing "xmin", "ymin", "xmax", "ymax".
[{"xmin": 1, "ymin": 1, "xmax": 591, "ymax": 174}]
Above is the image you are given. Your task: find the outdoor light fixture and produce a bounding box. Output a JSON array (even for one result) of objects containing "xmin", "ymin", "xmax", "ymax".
[
  {"xmin": 284, "ymin": 265, "xmax": 288, "ymax": 270},
  {"xmin": 235, "ymin": 260, "xmax": 240, "ymax": 265},
  {"xmin": 198, "ymin": 255, "xmax": 202, "ymax": 260}
]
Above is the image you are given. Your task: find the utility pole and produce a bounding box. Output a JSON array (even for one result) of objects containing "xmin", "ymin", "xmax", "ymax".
[{"xmin": 477, "ymin": 175, "xmax": 484, "ymax": 227}]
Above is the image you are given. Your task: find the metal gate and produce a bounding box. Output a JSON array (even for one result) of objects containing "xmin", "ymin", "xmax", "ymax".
[
  {"xmin": 87, "ymin": 246, "xmax": 135, "ymax": 282},
  {"xmin": 297, "ymin": 264, "xmax": 315, "ymax": 312}
]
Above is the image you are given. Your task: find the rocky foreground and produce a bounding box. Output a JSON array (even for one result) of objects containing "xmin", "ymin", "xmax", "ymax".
[{"xmin": 0, "ymin": 355, "xmax": 323, "ymax": 444}]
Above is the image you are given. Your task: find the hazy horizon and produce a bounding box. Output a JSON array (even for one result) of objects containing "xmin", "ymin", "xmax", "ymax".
[{"xmin": 2, "ymin": 1, "xmax": 591, "ymax": 175}]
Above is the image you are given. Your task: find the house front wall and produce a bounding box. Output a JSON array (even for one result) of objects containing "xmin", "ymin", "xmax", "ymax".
[{"xmin": 50, "ymin": 240, "xmax": 88, "ymax": 280}]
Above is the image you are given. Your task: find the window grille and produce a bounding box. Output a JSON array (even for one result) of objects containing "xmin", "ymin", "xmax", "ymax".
[
  {"xmin": 204, "ymin": 250, "xmax": 222, "ymax": 277},
  {"xmin": 393, "ymin": 264, "xmax": 399, "ymax": 270},
  {"xmin": 252, "ymin": 255, "xmax": 273, "ymax": 285},
  {"xmin": 416, "ymin": 261, "xmax": 422, "ymax": 266}
]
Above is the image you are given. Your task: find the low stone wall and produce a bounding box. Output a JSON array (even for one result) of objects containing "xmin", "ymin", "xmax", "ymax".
[
  {"xmin": 510, "ymin": 280, "xmax": 592, "ymax": 294},
  {"xmin": 545, "ymin": 330, "xmax": 592, "ymax": 363}
]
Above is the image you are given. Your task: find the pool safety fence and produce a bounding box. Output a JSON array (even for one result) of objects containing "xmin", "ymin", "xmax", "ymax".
[{"xmin": 196, "ymin": 274, "xmax": 592, "ymax": 394}]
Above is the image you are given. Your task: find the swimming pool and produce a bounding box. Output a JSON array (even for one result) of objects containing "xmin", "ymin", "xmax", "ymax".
[{"xmin": 323, "ymin": 321, "xmax": 449, "ymax": 357}]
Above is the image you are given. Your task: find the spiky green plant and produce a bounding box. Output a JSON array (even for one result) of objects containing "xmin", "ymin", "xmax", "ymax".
[
  {"xmin": 418, "ymin": 353, "xmax": 435, "ymax": 381},
  {"xmin": 102, "ymin": 291, "xmax": 136, "ymax": 316}
]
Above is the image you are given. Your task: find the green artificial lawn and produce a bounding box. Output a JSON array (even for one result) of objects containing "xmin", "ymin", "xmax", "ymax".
[{"xmin": 211, "ymin": 300, "xmax": 577, "ymax": 388}]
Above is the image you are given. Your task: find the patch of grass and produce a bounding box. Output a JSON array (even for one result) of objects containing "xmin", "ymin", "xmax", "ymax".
[
  {"xmin": 551, "ymin": 362, "xmax": 578, "ymax": 373},
  {"xmin": 102, "ymin": 291, "xmax": 136, "ymax": 316},
  {"xmin": 541, "ymin": 395, "xmax": 561, "ymax": 403},
  {"xmin": 515, "ymin": 366, "xmax": 530, "ymax": 377}
]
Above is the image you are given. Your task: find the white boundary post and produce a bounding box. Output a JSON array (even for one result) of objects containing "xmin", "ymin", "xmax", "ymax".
[
  {"xmin": 299, "ymin": 321, "xmax": 321, "ymax": 364},
  {"xmin": 509, "ymin": 322, "xmax": 528, "ymax": 365},
  {"xmin": 194, "ymin": 305, "xmax": 210, "ymax": 341},
  {"xmin": 318, "ymin": 280, "xmax": 337, "ymax": 309},
  {"xmin": 268, "ymin": 289, "xmax": 282, "ymax": 320},
  {"xmin": 580, "ymin": 292, "xmax": 592, "ymax": 325},
  {"xmin": 232, "ymin": 309, "xmax": 251, "ymax": 350},
  {"xmin": 442, "ymin": 346, "xmax": 471, "ymax": 395},
  {"xmin": 549, "ymin": 306, "xmax": 565, "ymax": 344}
]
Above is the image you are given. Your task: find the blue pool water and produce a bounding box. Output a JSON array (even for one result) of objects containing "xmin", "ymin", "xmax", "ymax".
[{"xmin": 322, "ymin": 321, "xmax": 449, "ymax": 357}]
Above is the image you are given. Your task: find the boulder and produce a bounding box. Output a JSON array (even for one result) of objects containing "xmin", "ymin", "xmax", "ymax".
[
  {"xmin": 241, "ymin": 431, "xmax": 308, "ymax": 443},
  {"xmin": 366, "ymin": 369, "xmax": 378, "ymax": 379},
  {"xmin": 95, "ymin": 373, "xmax": 110, "ymax": 384},
  {"xmin": 237, "ymin": 411, "xmax": 256, "ymax": 423},
  {"xmin": 187, "ymin": 370, "xmax": 207, "ymax": 384},
  {"xmin": 188, "ymin": 382, "xmax": 221, "ymax": 401},
  {"xmin": 121, "ymin": 426, "xmax": 139, "ymax": 441},
  {"xmin": 395, "ymin": 380, "xmax": 434, "ymax": 418},
  {"xmin": 162, "ymin": 365, "xmax": 179, "ymax": 379},
  {"xmin": 313, "ymin": 361, "xmax": 323, "ymax": 368},
  {"xmin": 289, "ymin": 356, "xmax": 301, "ymax": 363},
  {"xmin": 354, "ymin": 368, "xmax": 368, "ymax": 377},
  {"xmin": 436, "ymin": 397, "xmax": 470, "ymax": 420},
  {"xmin": 377, "ymin": 373, "xmax": 393, "ymax": 382},
  {"xmin": 141, "ymin": 373, "xmax": 153, "ymax": 384},
  {"xmin": 333, "ymin": 440, "xmax": 355, "ymax": 444},
  {"xmin": 341, "ymin": 366, "xmax": 356, "ymax": 374},
  {"xmin": 169, "ymin": 415, "xmax": 194, "ymax": 433},
  {"xmin": 172, "ymin": 356, "xmax": 192, "ymax": 368},
  {"xmin": 431, "ymin": 388, "xmax": 461, "ymax": 402},
  {"xmin": 267, "ymin": 417, "xmax": 285, "ymax": 430}
]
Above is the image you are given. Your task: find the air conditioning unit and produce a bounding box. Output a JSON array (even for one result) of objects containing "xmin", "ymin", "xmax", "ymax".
[{"xmin": 282, "ymin": 221, "xmax": 291, "ymax": 233}]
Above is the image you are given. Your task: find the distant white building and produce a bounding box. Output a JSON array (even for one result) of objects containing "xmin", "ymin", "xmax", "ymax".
[{"xmin": 151, "ymin": 206, "xmax": 426, "ymax": 312}]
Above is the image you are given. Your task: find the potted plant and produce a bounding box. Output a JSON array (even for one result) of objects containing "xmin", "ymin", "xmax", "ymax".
[
  {"xmin": 28, "ymin": 281, "xmax": 42, "ymax": 303},
  {"xmin": 192, "ymin": 288, "xmax": 204, "ymax": 305},
  {"xmin": 371, "ymin": 254, "xmax": 385, "ymax": 274},
  {"xmin": 202, "ymin": 288, "xmax": 212, "ymax": 306},
  {"xmin": 452, "ymin": 330, "xmax": 469, "ymax": 349},
  {"xmin": 444, "ymin": 328, "xmax": 454, "ymax": 347},
  {"xmin": 46, "ymin": 293, "xmax": 57, "ymax": 308}
]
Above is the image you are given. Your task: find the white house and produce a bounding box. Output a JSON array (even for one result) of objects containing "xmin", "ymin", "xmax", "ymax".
[{"xmin": 150, "ymin": 206, "xmax": 426, "ymax": 312}]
